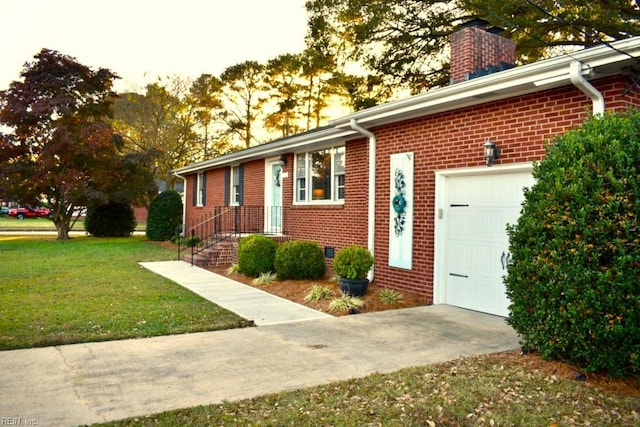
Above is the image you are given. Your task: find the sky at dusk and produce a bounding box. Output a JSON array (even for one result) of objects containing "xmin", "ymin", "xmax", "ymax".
[{"xmin": 0, "ymin": 0, "xmax": 308, "ymax": 92}]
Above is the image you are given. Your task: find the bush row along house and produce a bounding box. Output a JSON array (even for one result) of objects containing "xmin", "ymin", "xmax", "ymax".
[{"xmin": 174, "ymin": 21, "xmax": 640, "ymax": 317}]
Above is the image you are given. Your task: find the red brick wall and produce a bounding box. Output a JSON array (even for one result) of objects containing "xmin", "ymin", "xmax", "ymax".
[
  {"xmin": 242, "ymin": 160, "xmax": 266, "ymax": 205},
  {"xmin": 133, "ymin": 206, "xmax": 148, "ymax": 223},
  {"xmin": 282, "ymin": 141, "xmax": 370, "ymax": 252},
  {"xmin": 187, "ymin": 170, "xmax": 225, "ymax": 226},
  {"xmin": 185, "ymin": 160, "xmax": 265, "ymax": 227},
  {"xmin": 369, "ymin": 76, "xmax": 638, "ymax": 301}
]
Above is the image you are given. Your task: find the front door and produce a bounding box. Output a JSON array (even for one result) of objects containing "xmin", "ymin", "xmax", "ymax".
[{"xmin": 265, "ymin": 159, "xmax": 283, "ymax": 233}]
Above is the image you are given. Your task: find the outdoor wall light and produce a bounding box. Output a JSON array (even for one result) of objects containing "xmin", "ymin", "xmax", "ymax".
[
  {"xmin": 483, "ymin": 139, "xmax": 500, "ymax": 166},
  {"xmin": 278, "ymin": 154, "xmax": 287, "ymax": 167}
]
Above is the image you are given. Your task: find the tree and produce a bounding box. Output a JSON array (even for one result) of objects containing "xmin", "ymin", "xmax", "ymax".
[
  {"xmin": 188, "ymin": 74, "xmax": 230, "ymax": 159},
  {"xmin": 468, "ymin": 0, "xmax": 640, "ymax": 62},
  {"xmin": 336, "ymin": 72, "xmax": 394, "ymax": 111},
  {"xmin": 264, "ymin": 54, "xmax": 305, "ymax": 138},
  {"xmin": 112, "ymin": 77, "xmax": 201, "ymax": 191},
  {"xmin": 506, "ymin": 110, "xmax": 640, "ymax": 376},
  {"xmin": 305, "ymin": 0, "xmax": 465, "ymax": 93},
  {"xmin": 298, "ymin": 48, "xmax": 339, "ymax": 129},
  {"xmin": 306, "ymin": 0, "xmax": 640, "ymax": 93},
  {"xmin": 220, "ymin": 61, "xmax": 268, "ymax": 148},
  {"xmin": 0, "ymin": 49, "xmax": 153, "ymax": 240}
]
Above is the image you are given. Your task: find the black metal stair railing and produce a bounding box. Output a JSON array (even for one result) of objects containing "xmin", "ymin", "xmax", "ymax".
[{"xmin": 182, "ymin": 205, "xmax": 282, "ymax": 265}]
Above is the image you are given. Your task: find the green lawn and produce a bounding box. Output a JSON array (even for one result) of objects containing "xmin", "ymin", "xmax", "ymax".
[{"xmin": 0, "ymin": 236, "xmax": 251, "ymax": 349}]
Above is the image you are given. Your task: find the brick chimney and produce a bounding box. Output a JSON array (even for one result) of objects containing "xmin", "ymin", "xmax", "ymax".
[{"xmin": 450, "ymin": 19, "xmax": 516, "ymax": 84}]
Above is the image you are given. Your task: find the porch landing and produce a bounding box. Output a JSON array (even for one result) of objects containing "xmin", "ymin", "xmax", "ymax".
[{"xmin": 140, "ymin": 261, "xmax": 331, "ymax": 326}]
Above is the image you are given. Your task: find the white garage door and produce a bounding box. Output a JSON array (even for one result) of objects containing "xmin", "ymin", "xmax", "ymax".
[{"xmin": 444, "ymin": 171, "xmax": 534, "ymax": 317}]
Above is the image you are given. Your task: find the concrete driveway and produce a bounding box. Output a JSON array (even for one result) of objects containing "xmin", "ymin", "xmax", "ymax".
[{"xmin": 0, "ymin": 304, "xmax": 519, "ymax": 426}]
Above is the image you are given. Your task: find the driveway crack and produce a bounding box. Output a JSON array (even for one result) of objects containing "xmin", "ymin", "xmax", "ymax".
[{"xmin": 55, "ymin": 345, "xmax": 107, "ymax": 423}]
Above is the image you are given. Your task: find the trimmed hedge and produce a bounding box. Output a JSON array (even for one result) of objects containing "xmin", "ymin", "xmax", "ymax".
[
  {"xmin": 274, "ymin": 240, "xmax": 326, "ymax": 280},
  {"xmin": 85, "ymin": 202, "xmax": 136, "ymax": 237},
  {"xmin": 146, "ymin": 189, "xmax": 183, "ymax": 241},
  {"xmin": 506, "ymin": 110, "xmax": 640, "ymax": 376},
  {"xmin": 237, "ymin": 235, "xmax": 278, "ymax": 277}
]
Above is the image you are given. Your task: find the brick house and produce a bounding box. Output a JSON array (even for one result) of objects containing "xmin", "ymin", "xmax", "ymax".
[{"xmin": 174, "ymin": 22, "xmax": 640, "ymax": 316}]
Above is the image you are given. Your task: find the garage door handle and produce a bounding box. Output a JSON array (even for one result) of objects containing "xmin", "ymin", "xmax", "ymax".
[
  {"xmin": 501, "ymin": 251, "xmax": 512, "ymax": 270},
  {"xmin": 449, "ymin": 273, "xmax": 468, "ymax": 278}
]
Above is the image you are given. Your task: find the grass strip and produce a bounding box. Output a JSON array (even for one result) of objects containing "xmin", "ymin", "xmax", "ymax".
[{"xmin": 98, "ymin": 352, "xmax": 640, "ymax": 426}]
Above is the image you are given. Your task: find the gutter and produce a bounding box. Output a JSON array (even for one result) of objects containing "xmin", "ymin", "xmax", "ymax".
[
  {"xmin": 570, "ymin": 60, "xmax": 605, "ymax": 116},
  {"xmin": 349, "ymin": 119, "xmax": 376, "ymax": 282},
  {"xmin": 172, "ymin": 127, "xmax": 356, "ymax": 176}
]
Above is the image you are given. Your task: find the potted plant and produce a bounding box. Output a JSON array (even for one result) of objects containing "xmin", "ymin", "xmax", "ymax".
[{"xmin": 333, "ymin": 245, "xmax": 374, "ymax": 297}]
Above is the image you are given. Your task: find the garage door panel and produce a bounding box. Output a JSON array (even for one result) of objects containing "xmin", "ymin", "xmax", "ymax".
[
  {"xmin": 443, "ymin": 172, "xmax": 534, "ymax": 317},
  {"xmin": 447, "ymin": 275, "xmax": 472, "ymax": 309},
  {"xmin": 448, "ymin": 208, "xmax": 472, "ymax": 238},
  {"xmin": 448, "ymin": 242, "xmax": 471, "ymax": 274},
  {"xmin": 476, "ymin": 274, "xmax": 511, "ymax": 316}
]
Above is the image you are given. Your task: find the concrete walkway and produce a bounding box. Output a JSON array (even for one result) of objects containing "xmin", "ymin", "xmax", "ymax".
[
  {"xmin": 140, "ymin": 261, "xmax": 332, "ymax": 325},
  {"xmin": 0, "ymin": 261, "xmax": 520, "ymax": 427}
]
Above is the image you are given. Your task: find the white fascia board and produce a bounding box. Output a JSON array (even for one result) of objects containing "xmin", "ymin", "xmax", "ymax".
[
  {"xmin": 330, "ymin": 37, "xmax": 640, "ymax": 129},
  {"xmin": 173, "ymin": 127, "xmax": 357, "ymax": 176}
]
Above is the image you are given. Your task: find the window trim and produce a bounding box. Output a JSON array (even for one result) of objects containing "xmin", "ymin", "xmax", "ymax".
[{"xmin": 293, "ymin": 146, "xmax": 345, "ymax": 205}]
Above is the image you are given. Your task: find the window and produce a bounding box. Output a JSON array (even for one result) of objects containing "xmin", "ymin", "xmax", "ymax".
[
  {"xmin": 230, "ymin": 165, "xmax": 241, "ymax": 205},
  {"xmin": 196, "ymin": 172, "xmax": 206, "ymax": 206},
  {"xmin": 296, "ymin": 153, "xmax": 306, "ymax": 201},
  {"xmin": 295, "ymin": 146, "xmax": 345, "ymax": 203},
  {"xmin": 225, "ymin": 165, "xmax": 243, "ymax": 206}
]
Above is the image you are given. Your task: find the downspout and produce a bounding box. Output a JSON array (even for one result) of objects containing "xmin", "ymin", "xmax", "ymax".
[
  {"xmin": 349, "ymin": 118, "xmax": 376, "ymax": 281},
  {"xmin": 173, "ymin": 172, "xmax": 188, "ymax": 237},
  {"xmin": 570, "ymin": 60, "xmax": 605, "ymax": 116}
]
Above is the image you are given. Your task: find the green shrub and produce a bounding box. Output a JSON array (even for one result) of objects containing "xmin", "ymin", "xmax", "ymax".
[
  {"xmin": 274, "ymin": 240, "xmax": 326, "ymax": 280},
  {"xmin": 185, "ymin": 237, "xmax": 201, "ymax": 247},
  {"xmin": 237, "ymin": 235, "xmax": 278, "ymax": 277},
  {"xmin": 506, "ymin": 110, "xmax": 640, "ymax": 376},
  {"xmin": 146, "ymin": 189, "xmax": 183, "ymax": 241},
  {"xmin": 84, "ymin": 202, "xmax": 136, "ymax": 237},
  {"xmin": 333, "ymin": 245, "xmax": 374, "ymax": 280}
]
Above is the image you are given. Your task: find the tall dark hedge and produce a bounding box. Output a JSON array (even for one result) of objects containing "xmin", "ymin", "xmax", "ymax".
[
  {"xmin": 506, "ymin": 110, "xmax": 640, "ymax": 376},
  {"xmin": 85, "ymin": 202, "xmax": 136, "ymax": 237},
  {"xmin": 146, "ymin": 189, "xmax": 183, "ymax": 241}
]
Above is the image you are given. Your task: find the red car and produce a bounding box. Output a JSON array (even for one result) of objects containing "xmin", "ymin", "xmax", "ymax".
[{"xmin": 8, "ymin": 206, "xmax": 53, "ymax": 220}]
